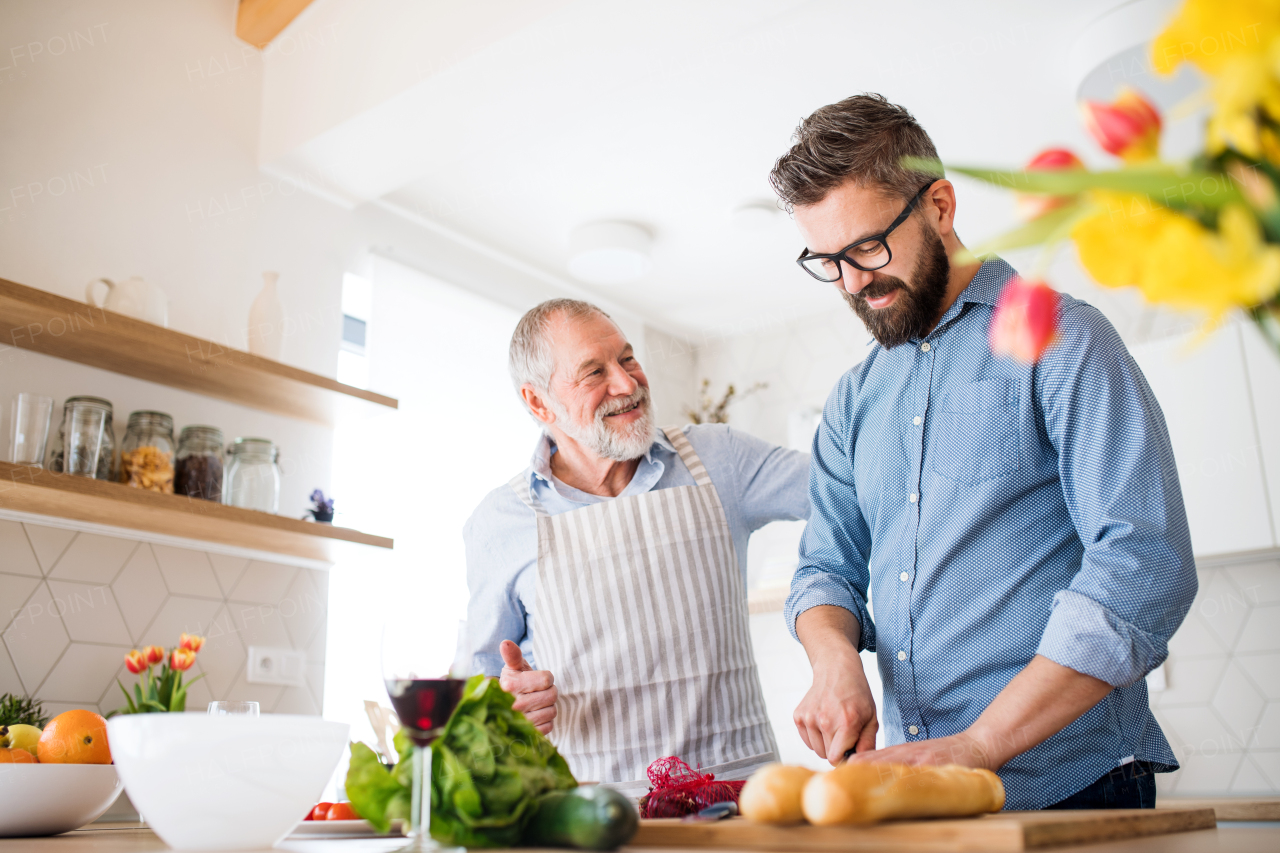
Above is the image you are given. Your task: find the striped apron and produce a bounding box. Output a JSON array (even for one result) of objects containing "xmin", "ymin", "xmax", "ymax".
[{"xmin": 509, "ymin": 427, "xmax": 777, "ymax": 795}]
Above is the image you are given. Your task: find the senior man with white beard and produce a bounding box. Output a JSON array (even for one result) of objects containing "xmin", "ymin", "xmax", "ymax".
[{"xmin": 465, "ymin": 298, "xmax": 810, "ymax": 791}]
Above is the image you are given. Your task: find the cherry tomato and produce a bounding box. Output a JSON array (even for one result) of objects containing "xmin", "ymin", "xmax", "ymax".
[
  {"xmin": 326, "ymin": 803, "xmax": 359, "ymax": 821},
  {"xmin": 308, "ymin": 802, "xmax": 334, "ymax": 821}
]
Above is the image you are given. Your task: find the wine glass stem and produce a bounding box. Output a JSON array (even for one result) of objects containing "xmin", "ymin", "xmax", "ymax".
[{"xmin": 411, "ymin": 744, "xmax": 430, "ymax": 843}]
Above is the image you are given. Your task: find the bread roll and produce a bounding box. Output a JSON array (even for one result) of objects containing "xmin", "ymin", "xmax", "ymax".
[
  {"xmin": 739, "ymin": 763, "xmax": 817, "ymax": 824},
  {"xmin": 802, "ymin": 763, "xmax": 1005, "ymax": 825}
]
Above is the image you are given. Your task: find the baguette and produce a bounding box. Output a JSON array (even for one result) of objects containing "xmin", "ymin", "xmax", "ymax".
[
  {"xmin": 739, "ymin": 763, "xmax": 817, "ymax": 825},
  {"xmin": 802, "ymin": 762, "xmax": 1005, "ymax": 826}
]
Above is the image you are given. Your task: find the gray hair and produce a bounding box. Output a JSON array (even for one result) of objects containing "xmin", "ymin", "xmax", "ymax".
[{"xmin": 508, "ymin": 298, "xmax": 613, "ymax": 407}]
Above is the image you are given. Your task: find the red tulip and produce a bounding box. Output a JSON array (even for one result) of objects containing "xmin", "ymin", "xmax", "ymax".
[
  {"xmin": 990, "ymin": 277, "xmax": 1060, "ymax": 363},
  {"xmin": 125, "ymin": 649, "xmax": 147, "ymax": 674},
  {"xmin": 170, "ymin": 648, "xmax": 197, "ymax": 672},
  {"xmin": 143, "ymin": 645, "xmax": 165, "ymax": 665},
  {"xmin": 179, "ymin": 633, "xmax": 205, "ymax": 653},
  {"xmin": 1080, "ymin": 88, "xmax": 1161, "ymax": 162},
  {"xmin": 1015, "ymin": 148, "xmax": 1086, "ymax": 220}
]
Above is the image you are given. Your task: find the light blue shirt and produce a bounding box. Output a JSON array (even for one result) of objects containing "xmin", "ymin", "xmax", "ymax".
[
  {"xmin": 466, "ymin": 424, "xmax": 810, "ymax": 677},
  {"xmin": 785, "ymin": 258, "xmax": 1197, "ymax": 810}
]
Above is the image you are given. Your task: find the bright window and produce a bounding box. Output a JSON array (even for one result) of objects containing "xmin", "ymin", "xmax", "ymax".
[{"xmin": 323, "ymin": 256, "xmax": 540, "ymax": 790}]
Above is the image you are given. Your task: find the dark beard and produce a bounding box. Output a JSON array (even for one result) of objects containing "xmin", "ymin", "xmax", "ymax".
[{"xmin": 842, "ymin": 230, "xmax": 950, "ymax": 349}]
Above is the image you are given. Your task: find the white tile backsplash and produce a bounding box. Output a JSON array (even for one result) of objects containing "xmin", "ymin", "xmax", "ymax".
[
  {"xmin": 22, "ymin": 525, "xmax": 75, "ymax": 572},
  {"xmin": 0, "ymin": 521, "xmax": 43, "ymax": 576},
  {"xmin": 47, "ymin": 533, "xmax": 137, "ymax": 583},
  {"xmin": 46, "ymin": 579, "xmax": 132, "ymax": 645},
  {"xmin": 0, "ymin": 521, "xmax": 327, "ymax": 717},
  {"xmin": 151, "ymin": 545, "xmax": 223, "ymax": 599}
]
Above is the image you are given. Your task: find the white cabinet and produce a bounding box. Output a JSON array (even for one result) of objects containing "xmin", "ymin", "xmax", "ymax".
[{"xmin": 1129, "ymin": 323, "xmax": 1277, "ymax": 557}]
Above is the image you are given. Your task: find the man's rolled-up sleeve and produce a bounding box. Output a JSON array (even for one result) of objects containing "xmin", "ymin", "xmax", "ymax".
[
  {"xmin": 464, "ymin": 507, "xmax": 535, "ymax": 677},
  {"xmin": 1034, "ymin": 305, "xmax": 1197, "ymax": 687},
  {"xmin": 786, "ymin": 373, "xmax": 876, "ymax": 651}
]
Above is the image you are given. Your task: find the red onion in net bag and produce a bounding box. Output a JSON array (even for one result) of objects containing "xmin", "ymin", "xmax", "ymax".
[{"xmin": 637, "ymin": 756, "xmax": 747, "ymax": 818}]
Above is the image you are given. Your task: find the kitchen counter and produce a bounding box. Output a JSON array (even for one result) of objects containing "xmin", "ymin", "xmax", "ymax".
[{"xmin": 3, "ymin": 821, "xmax": 1278, "ymax": 853}]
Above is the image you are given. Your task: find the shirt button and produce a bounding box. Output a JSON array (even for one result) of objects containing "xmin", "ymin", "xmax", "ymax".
[
  {"xmin": 921, "ymin": 342, "xmax": 931, "ymax": 352},
  {"xmin": 913, "ymin": 416, "xmax": 922, "ymax": 426},
  {"xmin": 900, "ymin": 572, "xmax": 909, "ymax": 582},
  {"xmin": 908, "ymin": 725, "xmax": 919, "ymax": 735},
  {"xmin": 909, "ymin": 493, "xmax": 918, "ymax": 503},
  {"xmin": 897, "ymin": 650, "xmax": 907, "ymax": 661}
]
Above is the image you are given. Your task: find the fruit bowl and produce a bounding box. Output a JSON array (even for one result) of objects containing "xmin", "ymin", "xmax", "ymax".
[
  {"xmin": 107, "ymin": 714, "xmax": 348, "ymax": 851},
  {"xmin": 0, "ymin": 764, "xmax": 123, "ymax": 836}
]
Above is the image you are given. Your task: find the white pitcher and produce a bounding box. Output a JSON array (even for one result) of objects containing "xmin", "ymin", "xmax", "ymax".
[{"xmin": 85, "ymin": 276, "xmax": 169, "ymax": 327}]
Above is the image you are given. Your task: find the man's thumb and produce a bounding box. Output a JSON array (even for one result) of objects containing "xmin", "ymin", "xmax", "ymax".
[{"xmin": 499, "ymin": 640, "xmax": 529, "ymax": 671}]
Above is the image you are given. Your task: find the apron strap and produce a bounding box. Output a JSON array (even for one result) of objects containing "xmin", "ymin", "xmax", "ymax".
[
  {"xmin": 508, "ymin": 473, "xmax": 547, "ymax": 516},
  {"xmin": 662, "ymin": 426, "xmax": 713, "ymax": 488}
]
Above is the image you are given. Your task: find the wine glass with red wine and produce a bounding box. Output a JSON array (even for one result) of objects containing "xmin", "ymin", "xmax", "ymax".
[{"xmin": 382, "ymin": 623, "xmax": 467, "ymax": 853}]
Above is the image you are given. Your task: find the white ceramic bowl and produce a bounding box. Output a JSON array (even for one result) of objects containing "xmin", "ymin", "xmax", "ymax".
[
  {"xmin": 108, "ymin": 714, "xmax": 348, "ymax": 851},
  {"xmin": 0, "ymin": 764, "xmax": 123, "ymax": 836}
]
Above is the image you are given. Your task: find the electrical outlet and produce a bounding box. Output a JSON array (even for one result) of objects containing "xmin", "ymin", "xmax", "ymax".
[{"xmin": 246, "ymin": 646, "xmax": 305, "ymax": 686}]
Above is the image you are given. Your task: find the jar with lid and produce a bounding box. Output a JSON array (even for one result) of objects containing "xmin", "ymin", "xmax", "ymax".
[
  {"xmin": 120, "ymin": 411, "xmax": 176, "ymax": 493},
  {"xmin": 174, "ymin": 425, "xmax": 224, "ymax": 501},
  {"xmin": 224, "ymin": 438, "xmax": 280, "ymax": 513},
  {"xmin": 48, "ymin": 396, "xmax": 117, "ymax": 481}
]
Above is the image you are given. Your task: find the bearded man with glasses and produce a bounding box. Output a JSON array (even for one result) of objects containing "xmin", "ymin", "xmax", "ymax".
[{"xmin": 772, "ymin": 94, "xmax": 1196, "ymax": 811}]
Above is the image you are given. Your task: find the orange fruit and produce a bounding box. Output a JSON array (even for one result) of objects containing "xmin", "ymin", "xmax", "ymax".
[
  {"xmin": 0, "ymin": 747, "xmax": 37, "ymax": 763},
  {"xmin": 36, "ymin": 709, "xmax": 111, "ymax": 764}
]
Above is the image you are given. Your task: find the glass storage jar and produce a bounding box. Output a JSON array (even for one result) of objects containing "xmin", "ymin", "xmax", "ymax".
[
  {"xmin": 120, "ymin": 411, "xmax": 176, "ymax": 493},
  {"xmin": 48, "ymin": 396, "xmax": 116, "ymax": 481},
  {"xmin": 174, "ymin": 425, "xmax": 224, "ymax": 502},
  {"xmin": 224, "ymin": 437, "xmax": 280, "ymax": 513}
]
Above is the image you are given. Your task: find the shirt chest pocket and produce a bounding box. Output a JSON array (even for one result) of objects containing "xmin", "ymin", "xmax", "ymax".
[{"xmin": 929, "ymin": 378, "xmax": 1020, "ymax": 483}]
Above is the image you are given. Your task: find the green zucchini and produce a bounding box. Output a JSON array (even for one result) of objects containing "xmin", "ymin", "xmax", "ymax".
[{"xmin": 523, "ymin": 786, "xmax": 639, "ymax": 850}]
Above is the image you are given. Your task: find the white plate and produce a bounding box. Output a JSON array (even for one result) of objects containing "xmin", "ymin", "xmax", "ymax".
[{"xmin": 290, "ymin": 818, "xmax": 405, "ymax": 838}]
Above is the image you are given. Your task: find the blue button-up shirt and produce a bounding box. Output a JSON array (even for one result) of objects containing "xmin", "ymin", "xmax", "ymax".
[
  {"xmin": 467, "ymin": 424, "xmax": 810, "ymax": 677},
  {"xmin": 785, "ymin": 258, "xmax": 1196, "ymax": 810}
]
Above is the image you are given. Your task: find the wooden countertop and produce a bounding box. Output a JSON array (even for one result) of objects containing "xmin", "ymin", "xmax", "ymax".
[{"xmin": 4, "ymin": 822, "xmax": 1277, "ymax": 853}]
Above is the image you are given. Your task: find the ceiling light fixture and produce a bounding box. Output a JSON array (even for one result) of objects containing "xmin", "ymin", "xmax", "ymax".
[
  {"xmin": 730, "ymin": 202, "xmax": 782, "ymax": 232},
  {"xmin": 567, "ymin": 221, "xmax": 653, "ymax": 285}
]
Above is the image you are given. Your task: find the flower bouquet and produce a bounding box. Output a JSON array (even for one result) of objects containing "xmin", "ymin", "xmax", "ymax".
[
  {"xmin": 921, "ymin": 0, "xmax": 1280, "ymax": 362},
  {"xmin": 111, "ymin": 633, "xmax": 205, "ymax": 715}
]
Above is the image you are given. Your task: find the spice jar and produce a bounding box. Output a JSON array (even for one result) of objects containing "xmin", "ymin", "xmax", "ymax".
[
  {"xmin": 224, "ymin": 438, "xmax": 280, "ymax": 513},
  {"xmin": 48, "ymin": 396, "xmax": 117, "ymax": 481},
  {"xmin": 174, "ymin": 425, "xmax": 224, "ymax": 501},
  {"xmin": 120, "ymin": 411, "xmax": 175, "ymax": 493}
]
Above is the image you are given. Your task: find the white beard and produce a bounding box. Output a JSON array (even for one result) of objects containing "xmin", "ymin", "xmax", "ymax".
[{"xmin": 550, "ymin": 386, "xmax": 656, "ymax": 462}]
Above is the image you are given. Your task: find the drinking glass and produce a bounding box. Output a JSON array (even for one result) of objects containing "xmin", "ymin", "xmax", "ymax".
[
  {"xmin": 66, "ymin": 402, "xmax": 107, "ymax": 477},
  {"xmin": 382, "ymin": 623, "xmax": 466, "ymax": 853},
  {"xmin": 9, "ymin": 393, "xmax": 53, "ymax": 466},
  {"xmin": 207, "ymin": 700, "xmax": 260, "ymax": 716}
]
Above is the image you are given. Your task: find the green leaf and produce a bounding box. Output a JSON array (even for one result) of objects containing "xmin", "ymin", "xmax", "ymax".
[
  {"xmin": 345, "ymin": 741, "xmax": 408, "ymax": 835},
  {"xmin": 346, "ymin": 677, "xmax": 576, "ymax": 849},
  {"xmin": 968, "ymin": 201, "xmax": 1094, "ymax": 257},
  {"xmin": 903, "ymin": 157, "xmax": 1245, "ymax": 209}
]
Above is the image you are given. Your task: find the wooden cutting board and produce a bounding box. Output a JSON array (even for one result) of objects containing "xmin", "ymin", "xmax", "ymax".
[
  {"xmin": 1158, "ymin": 797, "xmax": 1280, "ymax": 821},
  {"xmin": 630, "ymin": 808, "xmax": 1216, "ymax": 851}
]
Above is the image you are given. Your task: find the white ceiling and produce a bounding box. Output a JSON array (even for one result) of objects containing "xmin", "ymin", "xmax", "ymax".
[{"xmin": 261, "ymin": 0, "xmax": 1186, "ymax": 335}]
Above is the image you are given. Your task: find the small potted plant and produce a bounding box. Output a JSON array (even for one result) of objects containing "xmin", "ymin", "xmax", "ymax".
[
  {"xmin": 111, "ymin": 634, "xmax": 205, "ymax": 715},
  {"xmin": 306, "ymin": 489, "xmax": 334, "ymax": 523}
]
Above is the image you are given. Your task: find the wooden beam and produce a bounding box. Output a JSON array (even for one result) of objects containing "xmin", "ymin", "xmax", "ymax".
[{"xmin": 237, "ymin": 0, "xmax": 317, "ymax": 49}]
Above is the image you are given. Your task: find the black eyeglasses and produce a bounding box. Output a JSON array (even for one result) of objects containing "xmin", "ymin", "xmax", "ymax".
[{"xmin": 795, "ymin": 181, "xmax": 936, "ymax": 282}]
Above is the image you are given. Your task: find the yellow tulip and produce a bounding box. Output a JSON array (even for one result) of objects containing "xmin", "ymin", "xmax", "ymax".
[
  {"xmin": 1072, "ymin": 192, "xmax": 1280, "ymax": 316},
  {"xmin": 1152, "ymin": 0, "xmax": 1280, "ymax": 157}
]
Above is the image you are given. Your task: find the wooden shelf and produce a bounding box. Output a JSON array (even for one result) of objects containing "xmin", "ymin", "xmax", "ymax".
[
  {"xmin": 0, "ymin": 277, "xmax": 397, "ymax": 424},
  {"xmin": 0, "ymin": 462, "xmax": 392, "ymax": 562}
]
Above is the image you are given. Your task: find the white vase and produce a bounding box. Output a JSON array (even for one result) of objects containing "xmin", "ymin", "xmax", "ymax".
[{"xmin": 248, "ymin": 271, "xmax": 285, "ymax": 360}]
